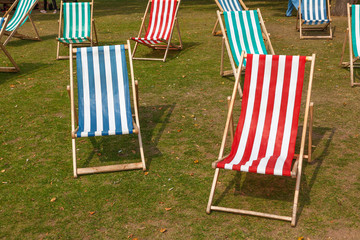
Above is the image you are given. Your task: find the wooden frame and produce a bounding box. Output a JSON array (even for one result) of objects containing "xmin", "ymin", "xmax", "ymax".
[
  {"xmin": 340, "ymin": 3, "xmax": 360, "ymax": 86},
  {"xmin": 68, "ymin": 40, "xmax": 146, "ymax": 178},
  {"xmin": 0, "ymin": 16, "xmax": 20, "ymax": 72},
  {"xmin": 2, "ymin": 0, "xmax": 41, "ymax": 46},
  {"xmin": 206, "ymin": 52, "xmax": 316, "ymax": 227},
  {"xmin": 131, "ymin": 0, "xmax": 183, "ymax": 62},
  {"xmin": 297, "ymin": 0, "xmax": 333, "ymax": 39},
  {"xmin": 218, "ymin": 9, "xmax": 274, "ymax": 78},
  {"xmin": 212, "ymin": 0, "xmax": 248, "ymax": 36},
  {"xmin": 56, "ymin": 0, "xmax": 98, "ymax": 60}
]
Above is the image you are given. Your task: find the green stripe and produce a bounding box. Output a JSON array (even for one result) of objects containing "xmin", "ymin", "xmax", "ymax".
[{"xmin": 352, "ymin": 6, "xmax": 359, "ymax": 57}]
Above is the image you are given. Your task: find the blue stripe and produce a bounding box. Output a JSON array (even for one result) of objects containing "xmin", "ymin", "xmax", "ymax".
[
  {"xmin": 87, "ymin": 48, "xmax": 97, "ymax": 133},
  {"xmin": 76, "ymin": 49, "xmax": 85, "ymax": 137},
  {"xmin": 109, "ymin": 45, "xmax": 123, "ymax": 133},
  {"xmin": 97, "ymin": 46, "xmax": 109, "ymax": 133},
  {"xmin": 121, "ymin": 45, "xmax": 133, "ymax": 133}
]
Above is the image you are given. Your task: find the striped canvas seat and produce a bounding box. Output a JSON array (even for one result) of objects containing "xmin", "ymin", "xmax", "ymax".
[
  {"xmin": 5, "ymin": 0, "xmax": 37, "ymax": 32},
  {"xmin": 131, "ymin": 0, "xmax": 177, "ymax": 45},
  {"xmin": 301, "ymin": 0, "xmax": 329, "ymax": 25},
  {"xmin": 58, "ymin": 2, "xmax": 91, "ymax": 44},
  {"xmin": 218, "ymin": 0, "xmax": 243, "ymax": 11},
  {"xmin": 216, "ymin": 54, "xmax": 306, "ymax": 176},
  {"xmin": 75, "ymin": 45, "xmax": 134, "ymax": 138},
  {"xmin": 224, "ymin": 11, "xmax": 267, "ymax": 66},
  {"xmin": 0, "ymin": 17, "xmax": 4, "ymax": 29},
  {"xmin": 351, "ymin": 5, "xmax": 360, "ymax": 58}
]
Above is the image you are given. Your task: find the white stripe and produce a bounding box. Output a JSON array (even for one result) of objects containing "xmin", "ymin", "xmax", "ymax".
[
  {"xmin": 92, "ymin": 47, "xmax": 103, "ymax": 132},
  {"xmin": 242, "ymin": 11, "xmax": 255, "ymax": 54},
  {"xmin": 250, "ymin": 11, "xmax": 264, "ymax": 54},
  {"xmin": 257, "ymin": 55, "xmax": 286, "ymax": 174},
  {"xmin": 147, "ymin": 0, "xmax": 158, "ymax": 38},
  {"xmin": 320, "ymin": 0, "xmax": 325, "ymax": 20},
  {"xmin": 65, "ymin": 4, "xmax": 70, "ymax": 38},
  {"xmin": 314, "ymin": 0, "xmax": 319, "ymax": 20},
  {"xmin": 78, "ymin": 3, "xmax": 83, "ymax": 37},
  {"xmin": 355, "ymin": 6, "xmax": 360, "ymax": 57},
  {"xmin": 153, "ymin": 0, "xmax": 163, "ymax": 39},
  {"xmin": 80, "ymin": 48, "xmax": 91, "ymax": 133},
  {"xmin": 224, "ymin": 54, "xmax": 260, "ymax": 170},
  {"xmin": 273, "ymin": 56, "xmax": 300, "ymax": 175},
  {"xmin": 115, "ymin": 45, "xmax": 130, "ymax": 134},
  {"xmin": 72, "ymin": 3, "xmax": 76, "ymax": 37},
  {"xmin": 158, "ymin": 0, "xmax": 169, "ymax": 39},
  {"xmin": 163, "ymin": 0, "xmax": 175, "ymax": 40},
  {"xmin": 85, "ymin": 3, "xmax": 89, "ymax": 37},
  {"xmin": 241, "ymin": 55, "xmax": 273, "ymax": 172},
  {"xmin": 103, "ymin": 46, "xmax": 116, "ymax": 132}
]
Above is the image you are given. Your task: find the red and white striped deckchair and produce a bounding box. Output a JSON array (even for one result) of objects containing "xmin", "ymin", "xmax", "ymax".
[
  {"xmin": 206, "ymin": 52, "xmax": 316, "ymax": 226},
  {"xmin": 131, "ymin": 0, "xmax": 183, "ymax": 62}
]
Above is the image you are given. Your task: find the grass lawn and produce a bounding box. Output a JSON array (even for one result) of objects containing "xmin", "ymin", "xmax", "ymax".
[{"xmin": 1, "ymin": 0, "xmax": 360, "ymax": 239}]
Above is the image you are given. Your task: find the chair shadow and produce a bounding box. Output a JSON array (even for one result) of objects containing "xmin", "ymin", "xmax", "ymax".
[
  {"xmin": 5, "ymin": 34, "xmax": 58, "ymax": 47},
  {"xmin": 213, "ymin": 126, "xmax": 335, "ymax": 216},
  {"xmin": 0, "ymin": 62, "xmax": 52, "ymax": 86},
  {"xmin": 80, "ymin": 103, "xmax": 176, "ymax": 171}
]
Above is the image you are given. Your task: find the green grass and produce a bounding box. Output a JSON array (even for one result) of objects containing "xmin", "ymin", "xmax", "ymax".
[{"xmin": 1, "ymin": 0, "xmax": 360, "ymax": 239}]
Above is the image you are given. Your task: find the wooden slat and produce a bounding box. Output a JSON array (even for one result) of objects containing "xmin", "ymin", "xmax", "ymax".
[{"xmin": 77, "ymin": 162, "xmax": 143, "ymax": 175}]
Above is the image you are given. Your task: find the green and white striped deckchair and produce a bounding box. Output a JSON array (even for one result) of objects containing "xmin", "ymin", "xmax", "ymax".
[
  {"xmin": 56, "ymin": 0, "xmax": 98, "ymax": 60},
  {"xmin": 341, "ymin": 4, "xmax": 360, "ymax": 86},
  {"xmin": 0, "ymin": 17, "xmax": 20, "ymax": 72},
  {"xmin": 212, "ymin": 0, "xmax": 248, "ymax": 36},
  {"xmin": 1, "ymin": 0, "xmax": 40, "ymax": 46},
  {"xmin": 217, "ymin": 9, "xmax": 274, "ymax": 78}
]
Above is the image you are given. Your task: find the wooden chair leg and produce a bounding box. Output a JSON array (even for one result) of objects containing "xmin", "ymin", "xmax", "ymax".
[
  {"xmin": 72, "ymin": 138, "xmax": 78, "ymax": 178},
  {"xmin": 308, "ymin": 102, "xmax": 314, "ymax": 163},
  {"xmin": 135, "ymin": 80, "xmax": 139, "ymax": 112},
  {"xmin": 340, "ymin": 29, "xmax": 348, "ymax": 66},
  {"xmin": 227, "ymin": 96, "xmax": 234, "ymax": 142},
  {"xmin": 212, "ymin": 18, "xmax": 219, "ymax": 36},
  {"xmin": 220, "ymin": 37, "xmax": 225, "ymax": 76},
  {"xmin": 206, "ymin": 168, "xmax": 220, "ymax": 214}
]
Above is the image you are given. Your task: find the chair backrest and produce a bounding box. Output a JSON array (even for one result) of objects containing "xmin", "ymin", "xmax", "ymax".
[
  {"xmin": 301, "ymin": 0, "xmax": 328, "ymax": 23},
  {"xmin": 351, "ymin": 5, "xmax": 360, "ymax": 58},
  {"xmin": 144, "ymin": 0, "xmax": 178, "ymax": 40},
  {"xmin": 6, "ymin": 0, "xmax": 37, "ymax": 32},
  {"xmin": 223, "ymin": 11, "xmax": 267, "ymax": 66},
  {"xmin": 219, "ymin": 54, "xmax": 307, "ymax": 176},
  {"xmin": 63, "ymin": 2, "xmax": 91, "ymax": 39},
  {"xmin": 76, "ymin": 45, "xmax": 134, "ymax": 137},
  {"xmin": 217, "ymin": 0, "xmax": 243, "ymax": 11}
]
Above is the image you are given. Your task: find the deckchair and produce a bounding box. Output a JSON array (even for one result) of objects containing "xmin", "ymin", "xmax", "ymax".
[
  {"xmin": 0, "ymin": 17, "xmax": 20, "ymax": 72},
  {"xmin": 217, "ymin": 10, "xmax": 274, "ymax": 78},
  {"xmin": 1, "ymin": 0, "xmax": 40, "ymax": 46},
  {"xmin": 131, "ymin": 0, "xmax": 183, "ymax": 62},
  {"xmin": 297, "ymin": 0, "xmax": 332, "ymax": 39},
  {"xmin": 212, "ymin": 0, "xmax": 248, "ymax": 36},
  {"xmin": 56, "ymin": 0, "xmax": 98, "ymax": 60},
  {"xmin": 340, "ymin": 4, "xmax": 360, "ymax": 86},
  {"xmin": 206, "ymin": 52, "xmax": 316, "ymax": 226},
  {"xmin": 68, "ymin": 40, "xmax": 146, "ymax": 177}
]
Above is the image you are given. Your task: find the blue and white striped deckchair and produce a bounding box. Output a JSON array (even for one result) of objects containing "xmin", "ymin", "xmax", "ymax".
[
  {"xmin": 0, "ymin": 17, "xmax": 20, "ymax": 72},
  {"xmin": 217, "ymin": 10, "xmax": 274, "ymax": 77},
  {"xmin": 298, "ymin": 0, "xmax": 332, "ymax": 39},
  {"xmin": 68, "ymin": 40, "xmax": 146, "ymax": 177},
  {"xmin": 341, "ymin": 4, "xmax": 360, "ymax": 86},
  {"xmin": 212, "ymin": 0, "xmax": 248, "ymax": 35},
  {"xmin": 56, "ymin": 0, "xmax": 98, "ymax": 60},
  {"xmin": 1, "ymin": 0, "xmax": 40, "ymax": 46}
]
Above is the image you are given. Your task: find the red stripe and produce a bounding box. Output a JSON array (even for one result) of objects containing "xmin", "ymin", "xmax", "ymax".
[
  {"xmin": 281, "ymin": 56, "xmax": 306, "ymax": 176},
  {"xmin": 265, "ymin": 55, "xmax": 293, "ymax": 175},
  {"xmin": 248, "ymin": 55, "xmax": 279, "ymax": 173},
  {"xmin": 145, "ymin": 0, "xmax": 156, "ymax": 38},
  {"xmin": 163, "ymin": 0, "xmax": 177, "ymax": 40},
  {"xmin": 155, "ymin": 0, "xmax": 166, "ymax": 39},
  {"xmin": 233, "ymin": 54, "xmax": 266, "ymax": 171},
  {"xmin": 217, "ymin": 54, "xmax": 253, "ymax": 169}
]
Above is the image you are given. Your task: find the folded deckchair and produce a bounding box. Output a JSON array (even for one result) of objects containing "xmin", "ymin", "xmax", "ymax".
[
  {"xmin": 217, "ymin": 10, "xmax": 274, "ymax": 79},
  {"xmin": 212, "ymin": 0, "xmax": 248, "ymax": 36},
  {"xmin": 56, "ymin": 0, "xmax": 98, "ymax": 60},
  {"xmin": 340, "ymin": 4, "xmax": 360, "ymax": 86},
  {"xmin": 297, "ymin": 0, "xmax": 332, "ymax": 39},
  {"xmin": 68, "ymin": 40, "xmax": 146, "ymax": 177},
  {"xmin": 131, "ymin": 0, "xmax": 182, "ymax": 62},
  {"xmin": 1, "ymin": 0, "xmax": 40, "ymax": 46},
  {"xmin": 206, "ymin": 52, "xmax": 315, "ymax": 226},
  {"xmin": 0, "ymin": 17, "xmax": 20, "ymax": 72}
]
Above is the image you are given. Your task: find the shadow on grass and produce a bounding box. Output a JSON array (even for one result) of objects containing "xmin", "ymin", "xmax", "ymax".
[
  {"xmin": 5, "ymin": 34, "xmax": 58, "ymax": 47},
  {"xmin": 0, "ymin": 62, "xmax": 52, "ymax": 86},
  {"xmin": 79, "ymin": 104, "xmax": 176, "ymax": 171},
  {"xmin": 212, "ymin": 126, "xmax": 334, "ymax": 218}
]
